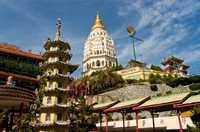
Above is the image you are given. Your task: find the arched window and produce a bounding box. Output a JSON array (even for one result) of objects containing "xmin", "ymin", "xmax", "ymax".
[
  {"xmin": 102, "ymin": 61, "xmax": 104, "ymax": 66},
  {"xmin": 49, "ymin": 82, "xmax": 52, "ymax": 88},
  {"xmin": 92, "ymin": 62, "xmax": 95, "ymax": 67},
  {"xmin": 58, "ymin": 82, "xmax": 62, "ymax": 88},
  {"xmin": 96, "ymin": 60, "xmax": 100, "ymax": 66},
  {"xmin": 58, "ymin": 69, "xmax": 62, "ymax": 74},
  {"xmin": 57, "ymin": 114, "xmax": 62, "ymax": 121},
  {"xmin": 109, "ymin": 61, "xmax": 112, "ymax": 67},
  {"xmin": 47, "ymin": 97, "xmax": 51, "ymax": 104},
  {"xmin": 97, "ymin": 50, "xmax": 99, "ymax": 55},
  {"xmin": 100, "ymin": 50, "xmax": 102, "ymax": 54},
  {"xmin": 45, "ymin": 114, "xmax": 50, "ymax": 121},
  {"xmin": 58, "ymin": 97, "xmax": 62, "ymax": 104},
  {"xmin": 59, "ymin": 57, "xmax": 62, "ymax": 61}
]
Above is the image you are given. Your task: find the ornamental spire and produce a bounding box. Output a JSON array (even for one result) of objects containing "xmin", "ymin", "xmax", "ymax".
[
  {"xmin": 54, "ymin": 18, "xmax": 62, "ymax": 41},
  {"xmin": 91, "ymin": 12, "xmax": 106, "ymax": 31}
]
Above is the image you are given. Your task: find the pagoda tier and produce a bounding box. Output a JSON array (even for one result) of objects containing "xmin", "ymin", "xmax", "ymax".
[{"xmin": 38, "ymin": 18, "xmax": 79, "ymax": 132}]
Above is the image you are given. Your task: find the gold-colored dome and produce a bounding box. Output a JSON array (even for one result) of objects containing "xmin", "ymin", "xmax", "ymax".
[{"xmin": 91, "ymin": 13, "xmax": 106, "ymax": 31}]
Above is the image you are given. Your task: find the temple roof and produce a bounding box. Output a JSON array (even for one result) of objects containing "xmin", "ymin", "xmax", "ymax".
[
  {"xmin": 161, "ymin": 55, "xmax": 184, "ymax": 65},
  {"xmin": 0, "ymin": 43, "xmax": 43, "ymax": 61},
  {"xmin": 91, "ymin": 13, "xmax": 106, "ymax": 31}
]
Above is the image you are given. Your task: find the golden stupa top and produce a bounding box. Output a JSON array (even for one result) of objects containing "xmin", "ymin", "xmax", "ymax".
[{"xmin": 91, "ymin": 13, "xmax": 106, "ymax": 31}]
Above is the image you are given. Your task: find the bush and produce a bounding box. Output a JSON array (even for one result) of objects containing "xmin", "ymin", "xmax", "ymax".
[
  {"xmin": 175, "ymin": 77, "xmax": 191, "ymax": 86},
  {"xmin": 166, "ymin": 91, "xmax": 172, "ymax": 95},
  {"xmin": 115, "ymin": 83, "xmax": 123, "ymax": 88},
  {"xmin": 189, "ymin": 75, "xmax": 200, "ymax": 83},
  {"xmin": 189, "ymin": 84, "xmax": 200, "ymax": 91},
  {"xmin": 166, "ymin": 80, "xmax": 177, "ymax": 88},
  {"xmin": 190, "ymin": 91, "xmax": 198, "ymax": 95},
  {"xmin": 157, "ymin": 93, "xmax": 162, "ymax": 97},
  {"xmin": 126, "ymin": 79, "xmax": 137, "ymax": 85},
  {"xmin": 150, "ymin": 85, "xmax": 158, "ymax": 91}
]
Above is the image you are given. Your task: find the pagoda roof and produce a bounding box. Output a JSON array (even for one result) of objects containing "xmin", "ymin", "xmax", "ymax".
[
  {"xmin": 128, "ymin": 59, "xmax": 143, "ymax": 68},
  {"xmin": 40, "ymin": 104, "xmax": 70, "ymax": 109},
  {"xmin": 161, "ymin": 55, "xmax": 184, "ymax": 65},
  {"xmin": 0, "ymin": 43, "xmax": 43, "ymax": 61}
]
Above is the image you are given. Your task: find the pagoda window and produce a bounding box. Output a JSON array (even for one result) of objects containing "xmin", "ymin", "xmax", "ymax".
[
  {"xmin": 58, "ymin": 82, "xmax": 62, "ymax": 88},
  {"xmin": 100, "ymin": 50, "xmax": 102, "ymax": 54},
  {"xmin": 102, "ymin": 61, "xmax": 104, "ymax": 66},
  {"xmin": 47, "ymin": 97, "xmax": 51, "ymax": 104},
  {"xmin": 58, "ymin": 69, "xmax": 62, "ymax": 74},
  {"xmin": 59, "ymin": 47, "xmax": 62, "ymax": 50},
  {"xmin": 52, "ymin": 47, "xmax": 57, "ymax": 51},
  {"xmin": 58, "ymin": 97, "xmax": 62, "ymax": 104},
  {"xmin": 94, "ymin": 51, "xmax": 96, "ymax": 55},
  {"xmin": 97, "ymin": 50, "xmax": 99, "ymax": 55},
  {"xmin": 49, "ymin": 82, "xmax": 52, "ymax": 88},
  {"xmin": 102, "ymin": 42, "xmax": 104, "ymax": 45},
  {"xmin": 57, "ymin": 114, "xmax": 62, "ymax": 121},
  {"xmin": 92, "ymin": 62, "xmax": 95, "ymax": 67},
  {"xmin": 109, "ymin": 61, "xmax": 112, "ymax": 67},
  {"xmin": 59, "ymin": 57, "xmax": 62, "ymax": 61},
  {"xmin": 96, "ymin": 60, "xmax": 100, "ymax": 66},
  {"xmin": 45, "ymin": 114, "xmax": 50, "ymax": 121},
  {"xmin": 51, "ymin": 57, "xmax": 55, "ymax": 62}
]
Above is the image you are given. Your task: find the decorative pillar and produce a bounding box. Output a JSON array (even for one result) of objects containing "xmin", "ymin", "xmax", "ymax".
[
  {"xmin": 176, "ymin": 109, "xmax": 183, "ymax": 132},
  {"xmin": 9, "ymin": 107, "xmax": 15, "ymax": 130},
  {"xmin": 135, "ymin": 111, "xmax": 139, "ymax": 132},
  {"xmin": 17, "ymin": 103, "xmax": 24, "ymax": 132},
  {"xmin": 106, "ymin": 113, "xmax": 109, "ymax": 132},
  {"xmin": 99, "ymin": 112, "xmax": 102, "ymax": 132},
  {"xmin": 121, "ymin": 111, "xmax": 125, "ymax": 132},
  {"xmin": 150, "ymin": 110, "xmax": 156, "ymax": 132}
]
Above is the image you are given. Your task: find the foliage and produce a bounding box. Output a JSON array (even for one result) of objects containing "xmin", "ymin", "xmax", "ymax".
[
  {"xmin": 156, "ymin": 93, "xmax": 162, "ymax": 97},
  {"xmin": 0, "ymin": 58, "xmax": 42, "ymax": 77},
  {"xmin": 111, "ymin": 64, "xmax": 124, "ymax": 71},
  {"xmin": 150, "ymin": 85, "xmax": 158, "ymax": 91},
  {"xmin": 126, "ymin": 79, "xmax": 137, "ymax": 85},
  {"xmin": 12, "ymin": 77, "xmax": 46, "ymax": 132},
  {"xmin": 149, "ymin": 73, "xmax": 156, "ymax": 84},
  {"xmin": 150, "ymin": 65, "xmax": 163, "ymax": 71},
  {"xmin": 68, "ymin": 68, "xmax": 125, "ymax": 98},
  {"xmin": 165, "ymin": 77, "xmax": 191, "ymax": 88},
  {"xmin": 189, "ymin": 84, "xmax": 200, "ymax": 91},
  {"xmin": 166, "ymin": 90, "xmax": 172, "ymax": 95},
  {"xmin": 189, "ymin": 75, "xmax": 200, "ymax": 83},
  {"xmin": 69, "ymin": 94, "xmax": 99, "ymax": 132},
  {"xmin": 186, "ymin": 103, "xmax": 200, "ymax": 132},
  {"xmin": 0, "ymin": 109, "xmax": 9, "ymax": 131}
]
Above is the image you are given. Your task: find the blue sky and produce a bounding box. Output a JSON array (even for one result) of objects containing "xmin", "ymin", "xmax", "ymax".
[{"xmin": 0, "ymin": 0, "xmax": 200, "ymax": 78}]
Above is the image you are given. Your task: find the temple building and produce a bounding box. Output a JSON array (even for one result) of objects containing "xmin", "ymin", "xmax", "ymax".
[
  {"xmin": 82, "ymin": 13, "xmax": 118, "ymax": 76},
  {"xmin": 0, "ymin": 43, "xmax": 43, "ymax": 131},
  {"xmin": 36, "ymin": 18, "xmax": 79, "ymax": 132},
  {"xmin": 161, "ymin": 54, "xmax": 190, "ymax": 76}
]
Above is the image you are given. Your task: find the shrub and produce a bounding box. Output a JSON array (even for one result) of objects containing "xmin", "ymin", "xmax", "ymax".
[
  {"xmin": 189, "ymin": 84, "xmax": 200, "ymax": 91},
  {"xmin": 115, "ymin": 83, "xmax": 123, "ymax": 88},
  {"xmin": 166, "ymin": 80, "xmax": 177, "ymax": 88},
  {"xmin": 175, "ymin": 77, "xmax": 191, "ymax": 86},
  {"xmin": 149, "ymin": 73, "xmax": 156, "ymax": 84},
  {"xmin": 190, "ymin": 91, "xmax": 198, "ymax": 95},
  {"xmin": 157, "ymin": 93, "xmax": 162, "ymax": 97},
  {"xmin": 189, "ymin": 75, "xmax": 200, "ymax": 83},
  {"xmin": 150, "ymin": 85, "xmax": 158, "ymax": 91},
  {"xmin": 126, "ymin": 79, "xmax": 137, "ymax": 85},
  {"xmin": 166, "ymin": 91, "xmax": 172, "ymax": 95}
]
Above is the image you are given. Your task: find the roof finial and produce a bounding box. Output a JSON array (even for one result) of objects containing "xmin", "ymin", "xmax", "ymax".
[
  {"xmin": 54, "ymin": 18, "xmax": 62, "ymax": 41},
  {"xmin": 91, "ymin": 12, "xmax": 106, "ymax": 31}
]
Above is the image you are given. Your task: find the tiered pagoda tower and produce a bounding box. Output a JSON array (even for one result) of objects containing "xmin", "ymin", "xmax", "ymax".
[
  {"xmin": 161, "ymin": 54, "xmax": 190, "ymax": 75},
  {"xmin": 82, "ymin": 13, "xmax": 118, "ymax": 76},
  {"xmin": 37, "ymin": 18, "xmax": 79, "ymax": 132}
]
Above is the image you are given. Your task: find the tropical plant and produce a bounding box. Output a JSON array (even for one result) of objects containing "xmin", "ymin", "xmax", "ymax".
[
  {"xmin": 186, "ymin": 103, "xmax": 200, "ymax": 132},
  {"xmin": 69, "ymin": 94, "xmax": 99, "ymax": 132}
]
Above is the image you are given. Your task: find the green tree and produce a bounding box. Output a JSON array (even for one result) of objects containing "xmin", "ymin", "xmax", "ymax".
[
  {"xmin": 186, "ymin": 103, "xmax": 200, "ymax": 132},
  {"xmin": 69, "ymin": 94, "xmax": 99, "ymax": 132},
  {"xmin": 149, "ymin": 73, "xmax": 156, "ymax": 84}
]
